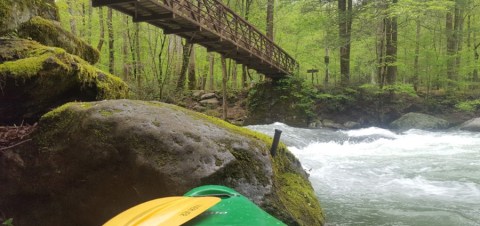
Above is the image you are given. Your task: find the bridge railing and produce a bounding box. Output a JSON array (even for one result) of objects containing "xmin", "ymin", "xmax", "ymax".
[{"xmin": 160, "ymin": 0, "xmax": 298, "ymax": 75}]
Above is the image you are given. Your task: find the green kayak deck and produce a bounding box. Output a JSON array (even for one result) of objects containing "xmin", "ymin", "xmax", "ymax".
[{"xmin": 184, "ymin": 185, "xmax": 286, "ymax": 226}]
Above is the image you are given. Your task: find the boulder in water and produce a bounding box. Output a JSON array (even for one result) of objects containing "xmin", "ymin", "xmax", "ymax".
[
  {"xmin": 390, "ymin": 112, "xmax": 450, "ymax": 130},
  {"xmin": 459, "ymin": 118, "xmax": 480, "ymax": 132},
  {"xmin": 0, "ymin": 100, "xmax": 325, "ymax": 226}
]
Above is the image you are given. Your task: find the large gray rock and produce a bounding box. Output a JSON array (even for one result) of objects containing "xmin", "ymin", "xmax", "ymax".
[
  {"xmin": 0, "ymin": 38, "xmax": 128, "ymax": 125},
  {"xmin": 459, "ymin": 118, "xmax": 480, "ymax": 132},
  {"xmin": 0, "ymin": 0, "xmax": 59, "ymax": 36},
  {"xmin": 0, "ymin": 100, "xmax": 324, "ymax": 226},
  {"xmin": 390, "ymin": 112, "xmax": 450, "ymax": 130}
]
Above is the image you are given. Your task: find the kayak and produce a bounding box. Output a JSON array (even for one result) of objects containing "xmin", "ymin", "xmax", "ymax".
[
  {"xmin": 103, "ymin": 185, "xmax": 286, "ymax": 226},
  {"xmin": 184, "ymin": 185, "xmax": 286, "ymax": 226}
]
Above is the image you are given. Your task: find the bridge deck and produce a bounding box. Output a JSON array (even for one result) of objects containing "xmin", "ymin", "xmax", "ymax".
[{"xmin": 92, "ymin": 0, "xmax": 298, "ymax": 78}]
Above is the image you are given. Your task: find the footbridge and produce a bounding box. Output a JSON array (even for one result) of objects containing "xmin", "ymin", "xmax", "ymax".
[{"xmin": 92, "ymin": 0, "xmax": 298, "ymax": 77}]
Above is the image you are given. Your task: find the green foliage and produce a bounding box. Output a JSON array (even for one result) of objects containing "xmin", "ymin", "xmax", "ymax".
[
  {"xmin": 2, "ymin": 218, "xmax": 14, "ymax": 226},
  {"xmin": 456, "ymin": 99, "xmax": 480, "ymax": 112},
  {"xmin": 383, "ymin": 84, "xmax": 418, "ymax": 97},
  {"xmin": 247, "ymin": 76, "xmax": 316, "ymax": 126}
]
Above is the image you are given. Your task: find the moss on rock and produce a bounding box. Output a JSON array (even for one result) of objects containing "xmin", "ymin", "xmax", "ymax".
[
  {"xmin": 18, "ymin": 16, "xmax": 100, "ymax": 64},
  {"xmin": 0, "ymin": 38, "xmax": 128, "ymax": 124},
  {"xmin": 0, "ymin": 0, "xmax": 59, "ymax": 36}
]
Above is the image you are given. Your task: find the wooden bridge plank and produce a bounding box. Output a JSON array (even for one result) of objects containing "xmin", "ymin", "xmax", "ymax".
[{"xmin": 92, "ymin": 0, "xmax": 138, "ymax": 7}]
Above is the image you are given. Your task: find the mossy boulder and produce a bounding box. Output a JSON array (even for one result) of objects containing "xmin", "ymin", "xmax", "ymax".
[
  {"xmin": 390, "ymin": 112, "xmax": 450, "ymax": 131},
  {"xmin": 0, "ymin": 0, "xmax": 59, "ymax": 36},
  {"xmin": 246, "ymin": 77, "xmax": 316, "ymax": 127},
  {"xmin": 19, "ymin": 16, "xmax": 100, "ymax": 64},
  {"xmin": 0, "ymin": 100, "xmax": 324, "ymax": 226},
  {"xmin": 0, "ymin": 38, "xmax": 128, "ymax": 125}
]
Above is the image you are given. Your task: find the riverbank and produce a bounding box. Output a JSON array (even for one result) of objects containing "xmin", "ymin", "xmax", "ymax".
[{"xmin": 179, "ymin": 80, "xmax": 480, "ymax": 130}]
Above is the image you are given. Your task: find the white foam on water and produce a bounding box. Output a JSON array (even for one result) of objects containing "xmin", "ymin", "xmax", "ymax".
[{"xmin": 248, "ymin": 124, "xmax": 480, "ymax": 225}]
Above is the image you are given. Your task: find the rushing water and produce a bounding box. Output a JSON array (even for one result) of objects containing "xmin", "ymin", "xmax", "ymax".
[{"xmin": 247, "ymin": 123, "xmax": 480, "ymax": 226}]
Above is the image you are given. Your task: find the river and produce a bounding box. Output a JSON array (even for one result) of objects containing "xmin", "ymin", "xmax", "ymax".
[{"xmin": 246, "ymin": 123, "xmax": 480, "ymax": 226}]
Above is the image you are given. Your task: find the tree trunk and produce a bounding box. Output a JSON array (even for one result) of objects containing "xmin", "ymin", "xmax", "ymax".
[
  {"xmin": 454, "ymin": 1, "xmax": 464, "ymax": 84},
  {"xmin": 232, "ymin": 62, "xmax": 237, "ymax": 90},
  {"xmin": 81, "ymin": 3, "xmax": 86, "ymax": 37},
  {"xmin": 87, "ymin": 3, "xmax": 93, "ymax": 44},
  {"xmin": 338, "ymin": 0, "xmax": 352, "ymax": 86},
  {"xmin": 241, "ymin": 65, "xmax": 247, "ymax": 89},
  {"xmin": 474, "ymin": 42, "xmax": 479, "ymax": 82},
  {"xmin": 97, "ymin": 7, "xmax": 105, "ymax": 52},
  {"xmin": 176, "ymin": 41, "xmax": 193, "ymax": 91},
  {"xmin": 376, "ymin": 8, "xmax": 386, "ymax": 88},
  {"xmin": 208, "ymin": 53, "xmax": 215, "ymax": 90},
  {"xmin": 67, "ymin": 0, "xmax": 77, "ymax": 36},
  {"xmin": 221, "ymin": 55, "xmax": 228, "ymax": 120},
  {"xmin": 135, "ymin": 23, "xmax": 142, "ymax": 92},
  {"xmin": 446, "ymin": 5, "xmax": 455, "ymax": 85},
  {"xmin": 266, "ymin": 0, "xmax": 275, "ymax": 40},
  {"xmin": 413, "ymin": 19, "xmax": 421, "ymax": 91},
  {"xmin": 385, "ymin": 0, "xmax": 398, "ymax": 85},
  {"xmin": 324, "ymin": 47, "xmax": 330, "ymax": 87},
  {"xmin": 107, "ymin": 8, "xmax": 114, "ymax": 74},
  {"xmin": 188, "ymin": 46, "xmax": 196, "ymax": 90},
  {"xmin": 122, "ymin": 15, "xmax": 129, "ymax": 80}
]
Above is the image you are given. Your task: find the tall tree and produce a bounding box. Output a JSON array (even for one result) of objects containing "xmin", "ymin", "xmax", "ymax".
[
  {"xmin": 122, "ymin": 15, "xmax": 129, "ymax": 80},
  {"xmin": 266, "ymin": 0, "xmax": 275, "ymax": 40},
  {"xmin": 338, "ymin": 0, "xmax": 352, "ymax": 86},
  {"xmin": 97, "ymin": 7, "xmax": 105, "ymax": 52},
  {"xmin": 413, "ymin": 19, "xmax": 421, "ymax": 91},
  {"xmin": 446, "ymin": 0, "xmax": 465, "ymax": 88},
  {"xmin": 208, "ymin": 53, "xmax": 215, "ymax": 90},
  {"xmin": 221, "ymin": 55, "xmax": 228, "ymax": 120},
  {"xmin": 176, "ymin": 40, "xmax": 193, "ymax": 91},
  {"xmin": 134, "ymin": 23, "xmax": 143, "ymax": 94},
  {"xmin": 188, "ymin": 46, "xmax": 196, "ymax": 90},
  {"xmin": 107, "ymin": 8, "xmax": 114, "ymax": 74},
  {"xmin": 376, "ymin": 0, "xmax": 398, "ymax": 87},
  {"xmin": 66, "ymin": 0, "xmax": 77, "ymax": 36},
  {"xmin": 385, "ymin": 0, "xmax": 398, "ymax": 85}
]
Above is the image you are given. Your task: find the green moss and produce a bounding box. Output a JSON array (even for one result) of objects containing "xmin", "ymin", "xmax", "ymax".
[
  {"xmin": 41, "ymin": 102, "xmax": 75, "ymax": 119},
  {"xmin": 19, "ymin": 16, "xmax": 100, "ymax": 64},
  {"xmin": 270, "ymin": 146, "xmax": 325, "ymax": 225},
  {"xmin": 35, "ymin": 102, "xmax": 79, "ymax": 149},
  {"xmin": 80, "ymin": 103, "xmax": 93, "ymax": 109},
  {"xmin": 456, "ymin": 99, "xmax": 480, "ymax": 112},
  {"xmin": 0, "ymin": 54, "xmax": 48, "ymax": 78},
  {"xmin": 99, "ymin": 110, "xmax": 114, "ymax": 117}
]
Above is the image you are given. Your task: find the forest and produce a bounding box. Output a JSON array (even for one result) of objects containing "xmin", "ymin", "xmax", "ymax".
[
  {"xmin": 55, "ymin": 0, "xmax": 479, "ymax": 91},
  {"xmin": 52, "ymin": 0, "xmax": 480, "ymax": 125}
]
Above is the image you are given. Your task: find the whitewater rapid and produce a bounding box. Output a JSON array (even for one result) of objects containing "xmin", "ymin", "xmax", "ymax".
[{"xmin": 247, "ymin": 123, "xmax": 480, "ymax": 226}]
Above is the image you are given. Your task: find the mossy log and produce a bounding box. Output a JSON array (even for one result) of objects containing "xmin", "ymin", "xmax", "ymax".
[
  {"xmin": 19, "ymin": 16, "xmax": 100, "ymax": 64},
  {"xmin": 0, "ymin": 38, "xmax": 128, "ymax": 124}
]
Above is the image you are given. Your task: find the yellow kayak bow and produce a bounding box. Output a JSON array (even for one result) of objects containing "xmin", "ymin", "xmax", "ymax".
[{"xmin": 104, "ymin": 196, "xmax": 221, "ymax": 226}]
